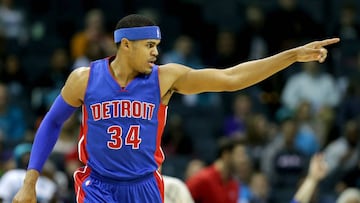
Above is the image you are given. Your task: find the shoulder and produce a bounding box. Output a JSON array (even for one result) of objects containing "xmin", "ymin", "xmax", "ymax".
[
  {"xmin": 67, "ymin": 67, "xmax": 90, "ymax": 85},
  {"xmin": 159, "ymin": 63, "xmax": 192, "ymax": 76},
  {"xmin": 187, "ymin": 166, "xmax": 212, "ymax": 182},
  {"xmin": 61, "ymin": 67, "xmax": 90, "ymax": 106},
  {"xmin": 158, "ymin": 63, "xmax": 195, "ymax": 85}
]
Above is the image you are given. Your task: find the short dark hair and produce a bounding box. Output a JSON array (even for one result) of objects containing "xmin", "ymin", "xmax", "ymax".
[
  {"xmin": 115, "ymin": 14, "xmax": 156, "ymax": 30},
  {"xmin": 216, "ymin": 137, "xmax": 247, "ymax": 158}
]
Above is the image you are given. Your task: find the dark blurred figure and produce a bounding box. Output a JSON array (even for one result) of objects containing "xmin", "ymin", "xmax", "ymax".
[
  {"xmin": 259, "ymin": 0, "xmax": 325, "ymax": 117},
  {"xmin": 72, "ymin": 40, "xmax": 106, "ymax": 70},
  {"xmin": 31, "ymin": 47, "xmax": 71, "ymax": 112},
  {"xmin": 162, "ymin": 114, "xmax": 193, "ymax": 156},
  {"xmin": 321, "ymin": 119, "xmax": 360, "ymax": 202},
  {"xmin": 246, "ymin": 113, "xmax": 274, "ymax": 169},
  {"xmin": 261, "ymin": 117, "xmax": 308, "ymax": 203},
  {"xmin": 223, "ymin": 93, "xmax": 253, "ymax": 138},
  {"xmin": 0, "ymin": 0, "xmax": 28, "ymax": 52},
  {"xmin": 0, "ymin": 54, "xmax": 29, "ymax": 103},
  {"xmin": 0, "ymin": 143, "xmax": 57, "ymax": 202},
  {"xmin": 0, "ymin": 82, "xmax": 26, "ymax": 148},
  {"xmin": 264, "ymin": 0, "xmax": 324, "ymax": 54},
  {"xmin": 70, "ymin": 9, "xmax": 115, "ymax": 61},
  {"xmin": 331, "ymin": 3, "xmax": 360, "ymax": 41},
  {"xmin": 207, "ymin": 30, "xmax": 241, "ymax": 68},
  {"xmin": 238, "ymin": 4, "xmax": 268, "ymax": 61}
]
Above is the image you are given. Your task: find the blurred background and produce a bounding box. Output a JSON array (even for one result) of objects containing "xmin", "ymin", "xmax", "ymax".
[{"xmin": 0, "ymin": 0, "xmax": 359, "ymax": 202}]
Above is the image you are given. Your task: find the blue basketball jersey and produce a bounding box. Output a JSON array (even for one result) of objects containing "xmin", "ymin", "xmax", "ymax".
[{"xmin": 78, "ymin": 56, "xmax": 167, "ymax": 181}]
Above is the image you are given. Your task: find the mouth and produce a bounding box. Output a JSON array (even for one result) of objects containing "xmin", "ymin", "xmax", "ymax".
[{"xmin": 148, "ymin": 58, "xmax": 156, "ymax": 66}]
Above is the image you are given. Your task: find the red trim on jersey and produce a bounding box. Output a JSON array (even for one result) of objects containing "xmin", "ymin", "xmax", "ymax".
[
  {"xmin": 154, "ymin": 170, "xmax": 164, "ymax": 202},
  {"xmin": 78, "ymin": 105, "xmax": 89, "ymax": 164},
  {"xmin": 74, "ymin": 165, "xmax": 91, "ymax": 203},
  {"xmin": 154, "ymin": 104, "xmax": 167, "ymax": 166}
]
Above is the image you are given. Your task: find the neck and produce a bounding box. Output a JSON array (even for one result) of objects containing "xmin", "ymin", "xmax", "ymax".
[
  {"xmin": 214, "ymin": 159, "xmax": 231, "ymax": 181},
  {"xmin": 110, "ymin": 56, "xmax": 138, "ymax": 87}
]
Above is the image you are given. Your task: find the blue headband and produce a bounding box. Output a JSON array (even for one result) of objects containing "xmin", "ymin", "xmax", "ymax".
[{"xmin": 114, "ymin": 26, "xmax": 161, "ymax": 43}]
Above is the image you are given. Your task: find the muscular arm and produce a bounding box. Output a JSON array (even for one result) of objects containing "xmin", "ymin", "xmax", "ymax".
[
  {"xmin": 162, "ymin": 38, "xmax": 339, "ymax": 95},
  {"xmin": 12, "ymin": 67, "xmax": 89, "ymax": 203}
]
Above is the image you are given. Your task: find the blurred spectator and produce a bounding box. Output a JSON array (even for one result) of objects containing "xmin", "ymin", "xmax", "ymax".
[
  {"xmin": 336, "ymin": 159, "xmax": 360, "ymax": 195},
  {"xmin": 0, "ymin": 82, "xmax": 26, "ymax": 148},
  {"xmin": 223, "ymin": 93, "xmax": 253, "ymax": 138},
  {"xmin": 248, "ymin": 172, "xmax": 273, "ymax": 203},
  {"xmin": 160, "ymin": 35, "xmax": 217, "ymax": 107},
  {"xmin": 70, "ymin": 9, "xmax": 115, "ymax": 60},
  {"xmin": 72, "ymin": 40, "xmax": 106, "ymax": 70},
  {"xmin": 207, "ymin": 30, "xmax": 240, "ymax": 68},
  {"xmin": 62, "ymin": 148, "xmax": 82, "ymax": 202},
  {"xmin": 0, "ymin": 53, "xmax": 28, "ymax": 102},
  {"xmin": 163, "ymin": 175, "xmax": 194, "ymax": 203},
  {"xmin": 292, "ymin": 101, "xmax": 321, "ymax": 156},
  {"xmin": 0, "ymin": 0, "xmax": 28, "ymax": 50},
  {"xmin": 184, "ymin": 158, "xmax": 205, "ymax": 180},
  {"xmin": 161, "ymin": 35, "xmax": 202, "ymax": 68},
  {"xmin": 162, "ymin": 114, "xmax": 193, "ymax": 156},
  {"xmin": 238, "ymin": 4, "xmax": 268, "ymax": 61},
  {"xmin": 264, "ymin": 0, "xmax": 324, "ymax": 54},
  {"xmin": 260, "ymin": 117, "xmax": 308, "ymax": 203},
  {"xmin": 292, "ymin": 153, "xmax": 329, "ymax": 203},
  {"xmin": 186, "ymin": 137, "xmax": 244, "ymax": 203},
  {"xmin": 281, "ymin": 61, "xmax": 340, "ymax": 113},
  {"xmin": 31, "ymin": 47, "xmax": 71, "ymax": 111},
  {"xmin": 323, "ymin": 119, "xmax": 359, "ymax": 175},
  {"xmin": 319, "ymin": 119, "xmax": 360, "ymax": 202},
  {"xmin": 232, "ymin": 144, "xmax": 253, "ymax": 203},
  {"xmin": 336, "ymin": 76, "xmax": 360, "ymax": 128},
  {"xmin": 260, "ymin": 0, "xmax": 325, "ymax": 113},
  {"xmin": 331, "ymin": 3, "xmax": 360, "ymax": 41},
  {"xmin": 336, "ymin": 188, "xmax": 360, "ymax": 203},
  {"xmin": 245, "ymin": 113, "xmax": 273, "ymax": 168},
  {"xmin": 0, "ymin": 143, "xmax": 57, "ymax": 203}
]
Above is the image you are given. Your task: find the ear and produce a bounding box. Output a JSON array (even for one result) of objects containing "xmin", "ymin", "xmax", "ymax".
[{"xmin": 121, "ymin": 38, "xmax": 130, "ymax": 49}]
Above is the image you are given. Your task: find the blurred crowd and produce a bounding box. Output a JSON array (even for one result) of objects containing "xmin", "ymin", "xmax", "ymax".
[{"xmin": 0, "ymin": 0, "xmax": 359, "ymax": 202}]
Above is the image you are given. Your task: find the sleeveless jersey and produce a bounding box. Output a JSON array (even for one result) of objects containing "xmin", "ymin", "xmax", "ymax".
[{"xmin": 78, "ymin": 57, "xmax": 167, "ymax": 181}]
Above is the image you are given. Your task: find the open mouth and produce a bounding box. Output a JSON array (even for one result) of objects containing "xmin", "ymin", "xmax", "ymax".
[{"xmin": 148, "ymin": 59, "xmax": 156, "ymax": 66}]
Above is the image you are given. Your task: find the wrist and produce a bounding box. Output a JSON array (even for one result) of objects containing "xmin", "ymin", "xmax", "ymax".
[{"xmin": 23, "ymin": 169, "xmax": 40, "ymax": 186}]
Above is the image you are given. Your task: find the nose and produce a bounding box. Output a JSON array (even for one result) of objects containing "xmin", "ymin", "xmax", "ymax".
[{"xmin": 151, "ymin": 47, "xmax": 159, "ymax": 56}]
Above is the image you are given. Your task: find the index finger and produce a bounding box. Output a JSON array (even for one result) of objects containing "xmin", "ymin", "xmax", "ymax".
[{"xmin": 317, "ymin": 38, "xmax": 340, "ymax": 47}]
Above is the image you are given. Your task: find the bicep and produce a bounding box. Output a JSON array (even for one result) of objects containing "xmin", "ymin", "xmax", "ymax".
[{"xmin": 173, "ymin": 68, "xmax": 233, "ymax": 94}]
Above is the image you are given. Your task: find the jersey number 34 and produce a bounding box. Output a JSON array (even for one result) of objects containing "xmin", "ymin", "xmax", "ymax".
[{"xmin": 107, "ymin": 125, "xmax": 142, "ymax": 150}]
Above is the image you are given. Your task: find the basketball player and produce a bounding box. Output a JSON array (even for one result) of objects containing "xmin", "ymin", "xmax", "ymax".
[{"xmin": 13, "ymin": 14, "xmax": 339, "ymax": 203}]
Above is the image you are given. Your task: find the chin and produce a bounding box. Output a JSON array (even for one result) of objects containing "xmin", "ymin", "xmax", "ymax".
[{"xmin": 142, "ymin": 68, "xmax": 152, "ymax": 75}]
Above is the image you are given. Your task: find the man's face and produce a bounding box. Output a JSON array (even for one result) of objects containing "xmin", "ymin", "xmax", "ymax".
[{"xmin": 128, "ymin": 39, "xmax": 160, "ymax": 74}]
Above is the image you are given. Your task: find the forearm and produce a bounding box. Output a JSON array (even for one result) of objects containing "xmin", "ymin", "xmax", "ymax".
[
  {"xmin": 27, "ymin": 95, "xmax": 77, "ymax": 172},
  {"xmin": 293, "ymin": 177, "xmax": 318, "ymax": 203},
  {"xmin": 225, "ymin": 48, "xmax": 298, "ymax": 91}
]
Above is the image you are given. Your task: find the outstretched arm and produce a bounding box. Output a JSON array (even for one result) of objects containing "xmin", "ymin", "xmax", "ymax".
[
  {"xmin": 292, "ymin": 153, "xmax": 329, "ymax": 203},
  {"xmin": 168, "ymin": 38, "xmax": 339, "ymax": 95}
]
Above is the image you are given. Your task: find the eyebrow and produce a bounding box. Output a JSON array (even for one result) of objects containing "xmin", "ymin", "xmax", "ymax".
[{"xmin": 146, "ymin": 40, "xmax": 160, "ymax": 46}]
